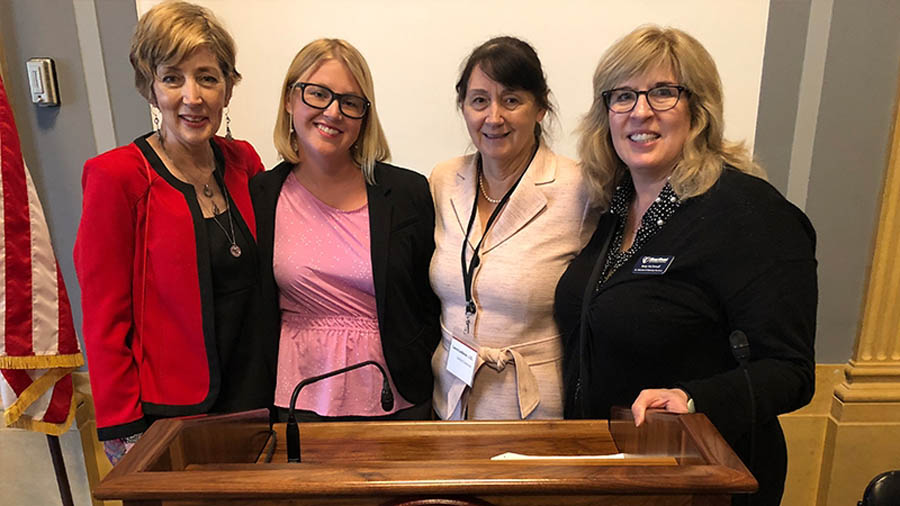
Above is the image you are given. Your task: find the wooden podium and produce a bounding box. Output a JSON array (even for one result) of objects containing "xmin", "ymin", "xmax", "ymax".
[{"xmin": 95, "ymin": 408, "xmax": 756, "ymax": 505}]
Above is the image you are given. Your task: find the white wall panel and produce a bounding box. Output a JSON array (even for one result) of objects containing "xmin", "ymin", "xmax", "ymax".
[{"xmin": 137, "ymin": 0, "xmax": 769, "ymax": 174}]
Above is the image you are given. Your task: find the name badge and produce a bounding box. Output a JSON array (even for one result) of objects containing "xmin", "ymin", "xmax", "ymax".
[
  {"xmin": 447, "ymin": 337, "xmax": 478, "ymax": 386},
  {"xmin": 632, "ymin": 255, "xmax": 674, "ymax": 275}
]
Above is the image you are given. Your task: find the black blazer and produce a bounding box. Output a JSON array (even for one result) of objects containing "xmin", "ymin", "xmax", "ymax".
[
  {"xmin": 249, "ymin": 161, "xmax": 441, "ymax": 404},
  {"xmin": 554, "ymin": 168, "xmax": 817, "ymax": 506}
]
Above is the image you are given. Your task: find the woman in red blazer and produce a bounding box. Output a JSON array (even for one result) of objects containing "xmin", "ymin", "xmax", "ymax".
[{"xmin": 73, "ymin": 1, "xmax": 273, "ymax": 464}]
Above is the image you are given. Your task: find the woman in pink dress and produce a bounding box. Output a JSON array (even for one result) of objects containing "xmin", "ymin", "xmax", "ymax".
[{"xmin": 250, "ymin": 39, "xmax": 440, "ymax": 421}]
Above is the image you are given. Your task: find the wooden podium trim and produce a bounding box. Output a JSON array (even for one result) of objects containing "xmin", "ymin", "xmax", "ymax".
[{"xmin": 96, "ymin": 409, "xmax": 756, "ymax": 505}]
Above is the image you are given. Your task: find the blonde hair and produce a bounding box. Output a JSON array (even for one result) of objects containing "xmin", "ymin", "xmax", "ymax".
[
  {"xmin": 273, "ymin": 39, "xmax": 390, "ymax": 184},
  {"xmin": 577, "ymin": 25, "xmax": 763, "ymax": 209},
  {"xmin": 130, "ymin": 1, "xmax": 240, "ymax": 103}
]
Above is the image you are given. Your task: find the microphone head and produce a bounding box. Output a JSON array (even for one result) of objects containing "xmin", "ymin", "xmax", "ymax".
[
  {"xmin": 381, "ymin": 381, "xmax": 394, "ymax": 411},
  {"xmin": 729, "ymin": 330, "xmax": 751, "ymax": 361}
]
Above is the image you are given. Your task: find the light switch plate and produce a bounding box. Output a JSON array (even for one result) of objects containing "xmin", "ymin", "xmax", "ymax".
[{"xmin": 26, "ymin": 57, "xmax": 60, "ymax": 107}]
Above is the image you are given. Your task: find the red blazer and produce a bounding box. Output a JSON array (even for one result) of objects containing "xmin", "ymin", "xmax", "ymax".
[{"xmin": 74, "ymin": 134, "xmax": 263, "ymax": 440}]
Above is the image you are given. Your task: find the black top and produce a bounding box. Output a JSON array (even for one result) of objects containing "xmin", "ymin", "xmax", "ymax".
[
  {"xmin": 203, "ymin": 212, "xmax": 270, "ymax": 413},
  {"xmin": 554, "ymin": 168, "xmax": 817, "ymax": 506},
  {"xmin": 601, "ymin": 174, "xmax": 682, "ymax": 283},
  {"xmin": 250, "ymin": 161, "xmax": 441, "ymax": 406},
  {"xmin": 136, "ymin": 134, "xmax": 272, "ymax": 417}
]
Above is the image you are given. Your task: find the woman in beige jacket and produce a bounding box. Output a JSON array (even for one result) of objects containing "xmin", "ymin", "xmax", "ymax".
[{"xmin": 430, "ymin": 36, "xmax": 597, "ymax": 420}]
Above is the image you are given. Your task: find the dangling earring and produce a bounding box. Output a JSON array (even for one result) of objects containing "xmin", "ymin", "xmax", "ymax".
[
  {"xmin": 151, "ymin": 106, "xmax": 165, "ymax": 148},
  {"xmin": 151, "ymin": 106, "xmax": 160, "ymax": 132},
  {"xmin": 225, "ymin": 107, "xmax": 233, "ymax": 141},
  {"xmin": 288, "ymin": 110, "xmax": 298, "ymax": 152}
]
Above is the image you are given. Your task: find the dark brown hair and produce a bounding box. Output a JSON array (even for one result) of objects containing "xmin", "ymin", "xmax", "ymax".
[{"xmin": 456, "ymin": 36, "xmax": 554, "ymax": 141}]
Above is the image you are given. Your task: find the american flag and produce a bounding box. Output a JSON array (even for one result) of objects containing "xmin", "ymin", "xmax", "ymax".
[{"xmin": 0, "ymin": 74, "xmax": 83, "ymax": 435}]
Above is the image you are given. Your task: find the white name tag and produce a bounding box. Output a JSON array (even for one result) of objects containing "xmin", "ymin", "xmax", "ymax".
[{"xmin": 447, "ymin": 337, "xmax": 478, "ymax": 386}]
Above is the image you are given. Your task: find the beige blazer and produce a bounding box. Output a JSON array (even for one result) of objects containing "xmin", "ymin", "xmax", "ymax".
[{"xmin": 429, "ymin": 146, "xmax": 598, "ymax": 420}]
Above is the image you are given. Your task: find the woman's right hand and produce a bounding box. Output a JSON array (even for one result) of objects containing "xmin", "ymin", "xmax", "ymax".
[{"xmin": 631, "ymin": 388, "xmax": 691, "ymax": 426}]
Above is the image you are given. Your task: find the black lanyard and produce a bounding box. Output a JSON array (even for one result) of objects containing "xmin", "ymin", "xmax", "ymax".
[{"xmin": 460, "ymin": 146, "xmax": 537, "ymax": 333}]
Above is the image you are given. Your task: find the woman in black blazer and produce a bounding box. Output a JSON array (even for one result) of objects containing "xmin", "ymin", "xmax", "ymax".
[
  {"xmin": 250, "ymin": 38, "xmax": 440, "ymax": 421},
  {"xmin": 554, "ymin": 26, "xmax": 816, "ymax": 505}
]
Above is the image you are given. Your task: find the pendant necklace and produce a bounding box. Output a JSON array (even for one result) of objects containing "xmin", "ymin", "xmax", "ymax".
[
  {"xmin": 159, "ymin": 138, "xmax": 241, "ymax": 258},
  {"xmin": 207, "ymin": 180, "xmax": 242, "ymax": 258}
]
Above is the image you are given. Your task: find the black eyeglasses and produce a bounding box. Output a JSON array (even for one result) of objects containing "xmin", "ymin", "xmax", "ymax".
[
  {"xmin": 601, "ymin": 85, "xmax": 688, "ymax": 113},
  {"xmin": 292, "ymin": 82, "xmax": 370, "ymax": 119}
]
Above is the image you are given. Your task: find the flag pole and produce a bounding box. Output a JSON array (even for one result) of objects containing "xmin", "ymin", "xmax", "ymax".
[{"xmin": 46, "ymin": 434, "xmax": 75, "ymax": 506}]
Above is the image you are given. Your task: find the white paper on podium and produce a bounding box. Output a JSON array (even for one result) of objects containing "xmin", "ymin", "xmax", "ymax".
[{"xmin": 490, "ymin": 452, "xmax": 628, "ymax": 461}]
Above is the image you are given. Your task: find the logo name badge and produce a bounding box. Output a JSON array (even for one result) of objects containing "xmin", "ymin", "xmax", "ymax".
[{"xmin": 633, "ymin": 255, "xmax": 675, "ymax": 275}]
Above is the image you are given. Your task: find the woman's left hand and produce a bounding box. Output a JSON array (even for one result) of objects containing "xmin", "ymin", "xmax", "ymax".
[{"xmin": 631, "ymin": 388, "xmax": 691, "ymax": 426}]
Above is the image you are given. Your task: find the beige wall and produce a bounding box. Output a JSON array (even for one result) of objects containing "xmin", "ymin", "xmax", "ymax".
[
  {"xmin": 1, "ymin": 0, "xmax": 899, "ymax": 505},
  {"xmin": 137, "ymin": 0, "xmax": 770, "ymax": 172}
]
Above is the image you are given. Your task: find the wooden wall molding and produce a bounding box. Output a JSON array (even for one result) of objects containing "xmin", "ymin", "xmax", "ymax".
[{"xmin": 835, "ymin": 364, "xmax": 900, "ymax": 402}]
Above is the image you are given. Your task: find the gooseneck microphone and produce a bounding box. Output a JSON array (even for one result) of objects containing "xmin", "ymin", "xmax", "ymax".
[
  {"xmin": 286, "ymin": 360, "xmax": 394, "ymax": 462},
  {"xmin": 729, "ymin": 330, "xmax": 756, "ymax": 504}
]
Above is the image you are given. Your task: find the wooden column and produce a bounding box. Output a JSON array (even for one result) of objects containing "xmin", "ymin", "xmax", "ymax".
[
  {"xmin": 818, "ymin": 70, "xmax": 900, "ymax": 506},
  {"xmin": 834, "ymin": 86, "xmax": 900, "ymax": 401}
]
